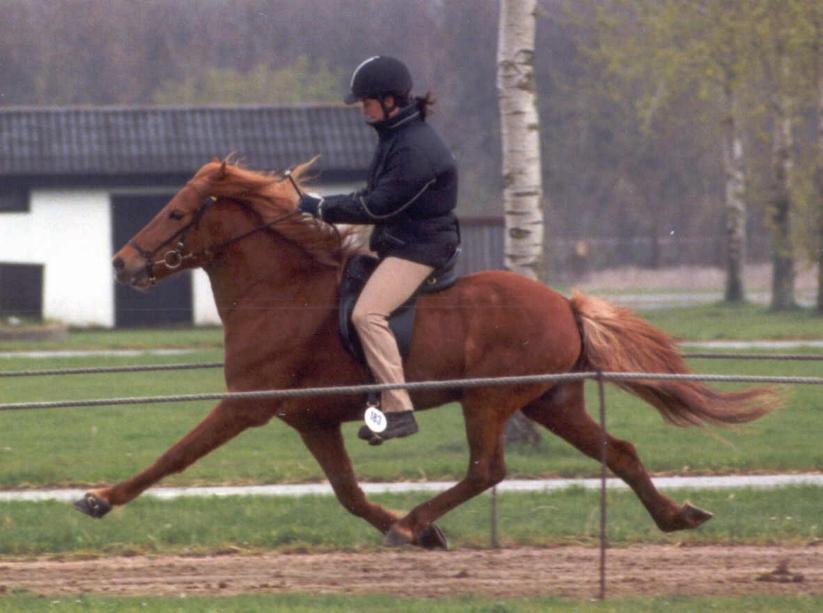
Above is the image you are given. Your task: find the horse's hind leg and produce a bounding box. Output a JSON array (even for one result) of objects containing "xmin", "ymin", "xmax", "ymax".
[
  {"xmin": 299, "ymin": 426, "xmax": 397, "ymax": 534},
  {"xmin": 522, "ymin": 383, "xmax": 712, "ymax": 532},
  {"xmin": 384, "ymin": 393, "xmax": 509, "ymax": 546},
  {"xmin": 74, "ymin": 400, "xmax": 267, "ymax": 517}
]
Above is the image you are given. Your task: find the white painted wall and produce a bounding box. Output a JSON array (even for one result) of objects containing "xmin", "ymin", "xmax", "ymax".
[
  {"xmin": 0, "ymin": 189, "xmax": 113, "ymax": 327},
  {"xmin": 192, "ymin": 270, "xmax": 220, "ymax": 326}
]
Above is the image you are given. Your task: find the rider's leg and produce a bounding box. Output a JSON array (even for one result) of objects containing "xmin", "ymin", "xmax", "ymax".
[{"xmin": 352, "ymin": 257, "xmax": 433, "ymax": 435}]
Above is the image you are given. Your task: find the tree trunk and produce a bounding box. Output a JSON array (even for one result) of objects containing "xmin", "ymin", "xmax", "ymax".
[
  {"xmin": 498, "ymin": 0, "xmax": 544, "ymax": 281},
  {"xmin": 769, "ymin": 63, "xmax": 796, "ymax": 311},
  {"xmin": 721, "ymin": 82, "xmax": 747, "ymax": 303},
  {"xmin": 498, "ymin": 0, "xmax": 542, "ymax": 445}
]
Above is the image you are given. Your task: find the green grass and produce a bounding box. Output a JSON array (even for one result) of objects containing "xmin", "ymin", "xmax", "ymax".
[
  {"xmin": 1, "ymin": 305, "xmax": 822, "ymax": 488},
  {"xmin": 1, "ymin": 349, "xmax": 821, "ymax": 487},
  {"xmin": 642, "ymin": 302, "xmax": 823, "ymax": 341},
  {"xmin": 0, "ymin": 326, "xmax": 224, "ymax": 352},
  {"xmin": 1, "ymin": 593, "xmax": 821, "ymax": 612},
  {"xmin": 0, "ymin": 303, "xmax": 820, "ymax": 354},
  {"xmin": 0, "ymin": 486, "xmax": 820, "ymax": 556}
]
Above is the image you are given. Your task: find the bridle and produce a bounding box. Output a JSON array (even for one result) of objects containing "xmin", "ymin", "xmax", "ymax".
[{"xmin": 128, "ymin": 178, "xmax": 303, "ymax": 285}]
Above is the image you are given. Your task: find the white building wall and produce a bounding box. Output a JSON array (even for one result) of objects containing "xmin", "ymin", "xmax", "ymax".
[
  {"xmin": 0, "ymin": 189, "xmax": 113, "ymax": 327},
  {"xmin": 193, "ymin": 270, "xmax": 220, "ymax": 326}
]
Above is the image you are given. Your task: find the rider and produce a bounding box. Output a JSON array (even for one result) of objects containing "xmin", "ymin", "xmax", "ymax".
[{"xmin": 297, "ymin": 56, "xmax": 460, "ymax": 442}]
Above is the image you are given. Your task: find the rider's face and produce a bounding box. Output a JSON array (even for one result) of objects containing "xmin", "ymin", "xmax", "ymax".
[{"xmin": 361, "ymin": 97, "xmax": 397, "ymax": 123}]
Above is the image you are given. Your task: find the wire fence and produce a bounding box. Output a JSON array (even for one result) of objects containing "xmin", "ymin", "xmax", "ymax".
[
  {"xmin": 2, "ymin": 351, "xmax": 821, "ymax": 379},
  {"xmin": 2, "ymin": 354, "xmax": 822, "ymax": 600},
  {"xmin": 2, "ymin": 370, "xmax": 822, "ymax": 413}
]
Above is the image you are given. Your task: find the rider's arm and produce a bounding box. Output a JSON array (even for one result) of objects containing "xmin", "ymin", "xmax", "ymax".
[{"xmin": 318, "ymin": 145, "xmax": 436, "ymax": 224}]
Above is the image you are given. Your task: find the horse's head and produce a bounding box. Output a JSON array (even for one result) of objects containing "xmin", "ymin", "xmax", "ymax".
[
  {"xmin": 112, "ymin": 161, "xmax": 227, "ymax": 290},
  {"xmin": 113, "ymin": 158, "xmax": 354, "ymax": 291}
]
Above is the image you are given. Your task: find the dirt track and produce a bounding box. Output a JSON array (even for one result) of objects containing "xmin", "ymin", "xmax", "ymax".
[{"xmin": 1, "ymin": 545, "xmax": 820, "ymax": 599}]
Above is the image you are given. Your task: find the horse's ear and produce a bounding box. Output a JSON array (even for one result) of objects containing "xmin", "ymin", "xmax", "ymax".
[
  {"xmin": 291, "ymin": 156, "xmax": 320, "ymax": 182},
  {"xmin": 218, "ymin": 160, "xmax": 228, "ymax": 180}
]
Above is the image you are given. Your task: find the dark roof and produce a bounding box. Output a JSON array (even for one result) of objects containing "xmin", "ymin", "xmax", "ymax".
[{"xmin": 0, "ymin": 105, "xmax": 374, "ymax": 180}]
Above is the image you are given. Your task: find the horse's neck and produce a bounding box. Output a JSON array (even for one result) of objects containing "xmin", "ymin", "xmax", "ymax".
[{"xmin": 205, "ymin": 232, "xmax": 337, "ymax": 326}]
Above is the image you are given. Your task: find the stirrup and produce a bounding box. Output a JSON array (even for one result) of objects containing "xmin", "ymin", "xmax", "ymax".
[{"xmin": 358, "ymin": 397, "xmax": 386, "ymax": 445}]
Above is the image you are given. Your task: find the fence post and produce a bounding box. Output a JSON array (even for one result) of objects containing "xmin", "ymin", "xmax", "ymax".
[
  {"xmin": 597, "ymin": 372, "xmax": 608, "ymax": 600},
  {"xmin": 490, "ymin": 485, "xmax": 499, "ymax": 548}
]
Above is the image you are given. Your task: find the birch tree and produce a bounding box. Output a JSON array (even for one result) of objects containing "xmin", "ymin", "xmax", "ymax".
[
  {"xmin": 497, "ymin": 0, "xmax": 542, "ymax": 446},
  {"xmin": 498, "ymin": 0, "xmax": 545, "ymax": 281}
]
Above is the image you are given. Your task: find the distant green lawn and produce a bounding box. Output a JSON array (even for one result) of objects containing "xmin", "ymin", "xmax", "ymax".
[
  {"xmin": 643, "ymin": 303, "xmax": 823, "ymax": 341},
  {"xmin": 0, "ymin": 302, "xmax": 821, "ymax": 354}
]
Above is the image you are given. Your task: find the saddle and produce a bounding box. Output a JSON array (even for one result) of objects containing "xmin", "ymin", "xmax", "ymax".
[{"xmin": 338, "ymin": 251, "xmax": 460, "ymax": 364}]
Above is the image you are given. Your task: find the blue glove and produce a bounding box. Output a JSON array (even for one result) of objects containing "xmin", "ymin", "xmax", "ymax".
[{"xmin": 297, "ymin": 193, "xmax": 324, "ymax": 218}]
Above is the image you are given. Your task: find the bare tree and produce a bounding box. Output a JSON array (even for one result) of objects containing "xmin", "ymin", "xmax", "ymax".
[
  {"xmin": 497, "ymin": 0, "xmax": 543, "ymax": 446},
  {"xmin": 498, "ymin": 0, "xmax": 545, "ymax": 281}
]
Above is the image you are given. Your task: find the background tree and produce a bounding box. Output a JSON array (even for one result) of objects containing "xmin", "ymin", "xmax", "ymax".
[
  {"xmin": 152, "ymin": 57, "xmax": 340, "ymax": 105},
  {"xmin": 1, "ymin": 0, "xmax": 820, "ymax": 305},
  {"xmin": 497, "ymin": 0, "xmax": 545, "ymax": 281},
  {"xmin": 497, "ymin": 0, "xmax": 544, "ymax": 446}
]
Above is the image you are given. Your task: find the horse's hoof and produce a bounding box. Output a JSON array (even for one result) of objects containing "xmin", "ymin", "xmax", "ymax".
[
  {"xmin": 681, "ymin": 502, "xmax": 713, "ymax": 528},
  {"xmin": 383, "ymin": 525, "xmax": 413, "ymax": 547},
  {"xmin": 416, "ymin": 524, "xmax": 448, "ymax": 550},
  {"xmin": 73, "ymin": 493, "xmax": 112, "ymax": 519}
]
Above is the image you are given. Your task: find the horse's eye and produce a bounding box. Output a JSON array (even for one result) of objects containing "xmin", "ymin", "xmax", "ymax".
[{"xmin": 169, "ymin": 210, "xmax": 185, "ymax": 221}]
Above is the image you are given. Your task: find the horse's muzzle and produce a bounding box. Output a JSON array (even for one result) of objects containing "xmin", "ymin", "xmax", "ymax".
[{"xmin": 112, "ymin": 252, "xmax": 154, "ymax": 290}]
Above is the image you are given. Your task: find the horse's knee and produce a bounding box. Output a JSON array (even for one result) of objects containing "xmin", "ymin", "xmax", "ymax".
[{"xmin": 466, "ymin": 461, "xmax": 506, "ymax": 492}]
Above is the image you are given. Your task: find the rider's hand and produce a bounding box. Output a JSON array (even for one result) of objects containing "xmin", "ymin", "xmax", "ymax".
[{"xmin": 297, "ymin": 193, "xmax": 324, "ymax": 218}]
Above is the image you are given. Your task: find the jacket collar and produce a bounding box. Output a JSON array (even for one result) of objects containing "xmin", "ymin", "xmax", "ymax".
[{"xmin": 370, "ymin": 104, "xmax": 421, "ymax": 136}]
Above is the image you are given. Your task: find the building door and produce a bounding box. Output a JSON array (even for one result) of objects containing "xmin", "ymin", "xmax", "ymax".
[
  {"xmin": 0, "ymin": 263, "xmax": 43, "ymax": 322},
  {"xmin": 112, "ymin": 194, "xmax": 192, "ymax": 328}
]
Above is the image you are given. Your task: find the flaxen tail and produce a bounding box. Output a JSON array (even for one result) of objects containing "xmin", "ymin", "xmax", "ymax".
[{"xmin": 569, "ymin": 291, "xmax": 779, "ymax": 426}]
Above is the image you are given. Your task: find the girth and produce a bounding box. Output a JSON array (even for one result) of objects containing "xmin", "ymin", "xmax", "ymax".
[{"xmin": 338, "ymin": 251, "xmax": 460, "ymax": 364}]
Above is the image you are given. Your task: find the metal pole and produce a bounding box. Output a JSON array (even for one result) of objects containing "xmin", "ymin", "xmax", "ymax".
[
  {"xmin": 490, "ymin": 485, "xmax": 499, "ymax": 548},
  {"xmin": 597, "ymin": 372, "xmax": 608, "ymax": 601}
]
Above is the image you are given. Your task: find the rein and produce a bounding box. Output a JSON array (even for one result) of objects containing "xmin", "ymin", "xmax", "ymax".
[{"xmin": 129, "ymin": 180, "xmax": 302, "ymax": 284}]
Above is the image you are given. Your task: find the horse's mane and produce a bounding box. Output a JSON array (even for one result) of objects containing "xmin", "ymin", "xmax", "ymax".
[{"xmin": 193, "ymin": 159, "xmax": 362, "ymax": 267}]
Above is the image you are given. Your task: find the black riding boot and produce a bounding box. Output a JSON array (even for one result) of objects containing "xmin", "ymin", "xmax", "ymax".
[{"xmin": 358, "ymin": 410, "xmax": 419, "ymax": 445}]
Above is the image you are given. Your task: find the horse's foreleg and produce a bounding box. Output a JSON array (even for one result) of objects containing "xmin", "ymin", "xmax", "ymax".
[
  {"xmin": 522, "ymin": 383, "xmax": 712, "ymax": 532},
  {"xmin": 299, "ymin": 426, "xmax": 399, "ymax": 535},
  {"xmin": 385, "ymin": 397, "xmax": 509, "ymax": 547},
  {"xmin": 75, "ymin": 401, "xmax": 268, "ymax": 517}
]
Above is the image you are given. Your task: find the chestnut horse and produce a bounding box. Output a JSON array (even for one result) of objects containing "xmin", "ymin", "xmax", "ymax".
[{"xmin": 76, "ymin": 160, "xmax": 777, "ymax": 548}]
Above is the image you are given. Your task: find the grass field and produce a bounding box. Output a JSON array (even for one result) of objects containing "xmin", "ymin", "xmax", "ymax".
[
  {"xmin": 1, "ymin": 304, "xmax": 821, "ymax": 609},
  {"xmin": 0, "ymin": 486, "xmax": 820, "ymax": 556},
  {"xmin": 1, "ymin": 593, "xmax": 821, "ymax": 613},
  {"xmin": 1, "ymin": 303, "xmax": 822, "ymax": 488},
  {"xmin": 1, "ymin": 348, "xmax": 820, "ymax": 487}
]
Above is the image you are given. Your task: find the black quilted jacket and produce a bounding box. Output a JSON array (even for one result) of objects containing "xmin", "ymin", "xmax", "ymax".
[{"xmin": 318, "ymin": 104, "xmax": 460, "ymax": 269}]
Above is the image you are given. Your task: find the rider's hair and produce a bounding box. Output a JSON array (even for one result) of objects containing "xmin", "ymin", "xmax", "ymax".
[{"xmin": 393, "ymin": 91, "xmax": 435, "ymax": 120}]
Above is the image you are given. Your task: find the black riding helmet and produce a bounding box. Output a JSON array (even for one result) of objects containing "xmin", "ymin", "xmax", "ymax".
[{"xmin": 344, "ymin": 56, "xmax": 413, "ymax": 104}]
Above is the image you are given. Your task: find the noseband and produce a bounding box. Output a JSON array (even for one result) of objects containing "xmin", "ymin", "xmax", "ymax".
[{"xmin": 128, "ymin": 181, "xmax": 300, "ymax": 285}]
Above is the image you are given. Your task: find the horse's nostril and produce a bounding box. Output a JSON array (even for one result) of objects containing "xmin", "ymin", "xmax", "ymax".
[{"xmin": 113, "ymin": 257, "xmax": 125, "ymax": 272}]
